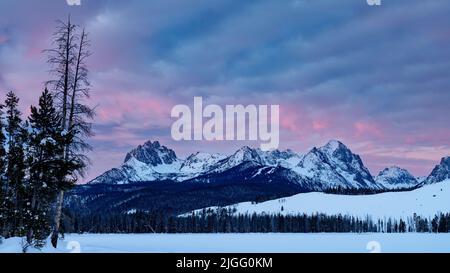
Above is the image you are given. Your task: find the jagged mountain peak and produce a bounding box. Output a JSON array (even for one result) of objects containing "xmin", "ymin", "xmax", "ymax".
[
  {"xmin": 426, "ymin": 156, "xmax": 450, "ymax": 184},
  {"xmin": 319, "ymin": 140, "xmax": 357, "ymax": 163},
  {"xmin": 296, "ymin": 140, "xmax": 378, "ymax": 189},
  {"xmin": 89, "ymin": 141, "xmax": 183, "ymax": 185},
  {"xmin": 439, "ymin": 156, "xmax": 450, "ymax": 167},
  {"xmin": 237, "ymin": 145, "xmax": 257, "ymax": 153},
  {"xmin": 268, "ymin": 149, "xmax": 297, "ymax": 159},
  {"xmin": 232, "ymin": 146, "xmax": 264, "ymax": 162},
  {"xmin": 378, "ymin": 166, "xmax": 409, "ymax": 173},
  {"xmin": 185, "ymin": 151, "xmax": 216, "ymax": 160},
  {"xmin": 376, "ymin": 166, "xmax": 418, "ymax": 189},
  {"xmin": 378, "ymin": 166, "xmax": 410, "ymax": 175},
  {"xmin": 124, "ymin": 140, "xmax": 178, "ymax": 166},
  {"xmin": 303, "ymin": 140, "xmax": 356, "ymax": 164},
  {"xmin": 321, "ymin": 139, "xmax": 347, "ymax": 152},
  {"xmin": 180, "ymin": 152, "xmax": 226, "ymax": 173},
  {"xmin": 90, "ymin": 139, "xmax": 444, "ymax": 194}
]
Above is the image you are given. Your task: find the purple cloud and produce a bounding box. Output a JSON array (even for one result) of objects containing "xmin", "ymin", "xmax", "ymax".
[{"xmin": 1, "ymin": 0, "xmax": 450, "ymax": 182}]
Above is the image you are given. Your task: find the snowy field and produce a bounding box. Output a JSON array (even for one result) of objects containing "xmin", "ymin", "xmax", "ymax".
[
  {"xmin": 2, "ymin": 233, "xmax": 450, "ymax": 253},
  {"xmin": 193, "ymin": 180, "xmax": 450, "ymax": 219},
  {"xmin": 2, "ymin": 181, "xmax": 450, "ymax": 253}
]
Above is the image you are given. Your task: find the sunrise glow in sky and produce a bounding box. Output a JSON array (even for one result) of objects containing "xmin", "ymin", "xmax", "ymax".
[{"xmin": 1, "ymin": 0, "xmax": 450, "ymax": 182}]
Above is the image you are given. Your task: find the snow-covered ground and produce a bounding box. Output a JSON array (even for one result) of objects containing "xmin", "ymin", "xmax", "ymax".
[
  {"xmin": 0, "ymin": 237, "xmax": 65, "ymax": 253},
  {"xmin": 2, "ymin": 233, "xmax": 450, "ymax": 253},
  {"xmin": 193, "ymin": 180, "xmax": 450, "ymax": 219}
]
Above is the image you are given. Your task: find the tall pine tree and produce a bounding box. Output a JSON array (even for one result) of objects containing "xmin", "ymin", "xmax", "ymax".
[
  {"xmin": 3, "ymin": 91, "xmax": 26, "ymax": 237},
  {"xmin": 24, "ymin": 90, "xmax": 58, "ymax": 245},
  {"xmin": 25, "ymin": 89, "xmax": 79, "ymax": 247}
]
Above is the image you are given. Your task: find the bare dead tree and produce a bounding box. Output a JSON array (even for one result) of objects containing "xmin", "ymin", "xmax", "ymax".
[
  {"xmin": 67, "ymin": 28, "xmax": 95, "ymax": 166},
  {"xmin": 45, "ymin": 16, "xmax": 94, "ymax": 248},
  {"xmin": 44, "ymin": 15, "xmax": 77, "ymax": 129}
]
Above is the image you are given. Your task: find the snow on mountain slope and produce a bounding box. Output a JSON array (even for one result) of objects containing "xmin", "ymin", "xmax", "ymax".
[
  {"xmin": 90, "ymin": 156, "xmax": 183, "ymax": 185},
  {"xmin": 206, "ymin": 146, "xmax": 264, "ymax": 174},
  {"xmin": 259, "ymin": 149, "xmax": 303, "ymax": 168},
  {"xmin": 206, "ymin": 146, "xmax": 302, "ymax": 174},
  {"xmin": 426, "ymin": 157, "xmax": 450, "ymax": 184},
  {"xmin": 293, "ymin": 140, "xmax": 380, "ymax": 190},
  {"xmin": 375, "ymin": 167, "xmax": 419, "ymax": 189},
  {"xmin": 179, "ymin": 152, "xmax": 227, "ymax": 174},
  {"xmin": 416, "ymin": 176, "xmax": 427, "ymax": 184},
  {"xmin": 90, "ymin": 141, "xmax": 307, "ymax": 185},
  {"xmin": 90, "ymin": 141, "xmax": 183, "ymax": 184},
  {"xmin": 89, "ymin": 139, "xmax": 450, "ymax": 195},
  {"xmin": 124, "ymin": 141, "xmax": 178, "ymax": 166},
  {"xmin": 197, "ymin": 180, "xmax": 450, "ymax": 219}
]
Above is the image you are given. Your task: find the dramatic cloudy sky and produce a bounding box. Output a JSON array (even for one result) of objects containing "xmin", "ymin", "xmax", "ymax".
[{"xmin": 1, "ymin": 0, "xmax": 449, "ymax": 182}]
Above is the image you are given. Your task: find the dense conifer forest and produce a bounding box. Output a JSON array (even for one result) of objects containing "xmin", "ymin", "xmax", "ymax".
[{"xmin": 61, "ymin": 209, "xmax": 450, "ymax": 234}]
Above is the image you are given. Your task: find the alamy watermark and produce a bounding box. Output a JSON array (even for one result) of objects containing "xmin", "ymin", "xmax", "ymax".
[
  {"xmin": 171, "ymin": 97, "xmax": 279, "ymax": 151},
  {"xmin": 367, "ymin": 0, "xmax": 382, "ymax": 6},
  {"xmin": 66, "ymin": 0, "xmax": 81, "ymax": 6},
  {"xmin": 366, "ymin": 241, "xmax": 382, "ymax": 253},
  {"xmin": 66, "ymin": 240, "xmax": 82, "ymax": 253}
]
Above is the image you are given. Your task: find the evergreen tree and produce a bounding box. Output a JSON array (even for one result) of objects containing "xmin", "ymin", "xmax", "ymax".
[
  {"xmin": 24, "ymin": 89, "xmax": 79, "ymax": 247},
  {"xmin": 438, "ymin": 213, "xmax": 448, "ymax": 233},
  {"xmin": 3, "ymin": 91, "xmax": 26, "ymax": 237},
  {"xmin": 398, "ymin": 219, "xmax": 406, "ymax": 233}
]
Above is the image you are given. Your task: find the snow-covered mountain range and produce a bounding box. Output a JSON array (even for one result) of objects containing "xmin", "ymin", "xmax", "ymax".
[{"xmin": 89, "ymin": 140, "xmax": 449, "ymax": 193}]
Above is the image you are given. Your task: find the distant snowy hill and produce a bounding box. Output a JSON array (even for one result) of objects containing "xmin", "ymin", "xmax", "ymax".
[{"xmin": 192, "ymin": 179, "xmax": 450, "ymax": 219}]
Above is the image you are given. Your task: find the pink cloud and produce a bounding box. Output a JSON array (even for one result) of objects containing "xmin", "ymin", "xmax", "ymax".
[
  {"xmin": 0, "ymin": 35, "xmax": 8, "ymax": 44},
  {"xmin": 354, "ymin": 121, "xmax": 384, "ymax": 139},
  {"xmin": 93, "ymin": 127, "xmax": 147, "ymax": 147},
  {"xmin": 95, "ymin": 92, "xmax": 173, "ymax": 126},
  {"xmin": 312, "ymin": 119, "xmax": 328, "ymax": 130},
  {"xmin": 279, "ymin": 105, "xmax": 311, "ymax": 135}
]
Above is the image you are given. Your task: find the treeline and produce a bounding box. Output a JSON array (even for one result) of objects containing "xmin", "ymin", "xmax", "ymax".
[
  {"xmin": 62, "ymin": 209, "xmax": 450, "ymax": 234},
  {"xmin": 323, "ymin": 185, "xmax": 420, "ymax": 195},
  {"xmin": 0, "ymin": 17, "xmax": 93, "ymax": 250}
]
